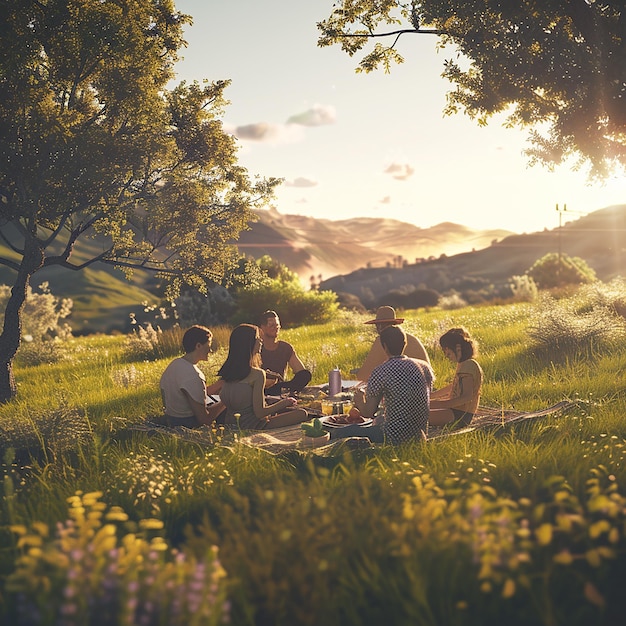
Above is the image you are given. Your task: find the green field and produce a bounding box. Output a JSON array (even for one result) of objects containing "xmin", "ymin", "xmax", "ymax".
[{"xmin": 1, "ymin": 297, "xmax": 626, "ymax": 625}]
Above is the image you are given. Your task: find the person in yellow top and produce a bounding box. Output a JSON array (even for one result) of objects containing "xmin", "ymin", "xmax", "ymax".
[
  {"xmin": 429, "ymin": 327, "xmax": 483, "ymax": 427},
  {"xmin": 353, "ymin": 306, "xmax": 430, "ymax": 382}
]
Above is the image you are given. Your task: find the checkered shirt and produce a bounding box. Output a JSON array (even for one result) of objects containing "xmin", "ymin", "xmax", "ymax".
[{"xmin": 367, "ymin": 355, "xmax": 434, "ymax": 444}]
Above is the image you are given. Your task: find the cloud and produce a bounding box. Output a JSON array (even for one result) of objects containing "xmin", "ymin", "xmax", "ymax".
[
  {"xmin": 380, "ymin": 195, "xmax": 391, "ymax": 204},
  {"xmin": 230, "ymin": 122, "xmax": 304, "ymax": 144},
  {"xmin": 227, "ymin": 104, "xmax": 336, "ymax": 145},
  {"xmin": 285, "ymin": 177, "xmax": 318, "ymax": 188},
  {"xmin": 287, "ymin": 104, "xmax": 336, "ymax": 127},
  {"xmin": 232, "ymin": 122, "xmax": 281, "ymax": 141},
  {"xmin": 384, "ymin": 162, "xmax": 415, "ymax": 181}
]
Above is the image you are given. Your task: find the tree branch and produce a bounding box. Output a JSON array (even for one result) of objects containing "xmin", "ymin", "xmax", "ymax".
[
  {"xmin": 0, "ymin": 227, "xmax": 24, "ymax": 255},
  {"xmin": 40, "ymin": 207, "xmax": 75, "ymax": 247},
  {"xmin": 0, "ymin": 257, "xmax": 21, "ymax": 272},
  {"xmin": 333, "ymin": 27, "xmax": 442, "ymax": 39},
  {"xmin": 98, "ymin": 257, "xmax": 176, "ymax": 273}
]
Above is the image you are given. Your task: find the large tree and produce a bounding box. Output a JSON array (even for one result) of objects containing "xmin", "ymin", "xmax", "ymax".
[
  {"xmin": 0, "ymin": 0, "xmax": 278, "ymax": 402},
  {"xmin": 318, "ymin": 0, "xmax": 626, "ymax": 177}
]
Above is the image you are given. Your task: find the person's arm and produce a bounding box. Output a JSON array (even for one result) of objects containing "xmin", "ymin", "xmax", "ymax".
[
  {"xmin": 181, "ymin": 390, "xmax": 220, "ymax": 426},
  {"xmin": 429, "ymin": 374, "xmax": 474, "ymax": 409},
  {"xmin": 414, "ymin": 340, "xmax": 430, "ymax": 365},
  {"xmin": 288, "ymin": 351, "xmax": 306, "ymax": 374},
  {"xmin": 355, "ymin": 338, "xmax": 385, "ymax": 382},
  {"xmin": 352, "ymin": 388, "xmax": 380, "ymax": 419},
  {"xmin": 430, "ymin": 383, "xmax": 452, "ymax": 399},
  {"xmin": 207, "ymin": 401, "xmax": 225, "ymax": 422},
  {"xmin": 264, "ymin": 370, "xmax": 283, "ymax": 388},
  {"xmin": 206, "ymin": 379, "xmax": 223, "ymax": 396},
  {"xmin": 250, "ymin": 368, "xmax": 295, "ymax": 418}
]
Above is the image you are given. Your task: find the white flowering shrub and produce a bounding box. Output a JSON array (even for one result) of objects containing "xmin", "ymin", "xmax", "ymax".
[
  {"xmin": 510, "ymin": 274, "xmax": 538, "ymax": 302},
  {"xmin": 528, "ymin": 291, "xmax": 625, "ymax": 355},
  {"xmin": 110, "ymin": 365, "xmax": 142, "ymax": 388},
  {"xmin": 0, "ymin": 282, "xmax": 73, "ymax": 366},
  {"xmin": 124, "ymin": 324, "xmax": 184, "ymax": 362},
  {"xmin": 438, "ymin": 292, "xmax": 468, "ymax": 310},
  {"xmin": 0, "ymin": 282, "xmax": 73, "ymax": 342},
  {"xmin": 574, "ymin": 277, "xmax": 626, "ymax": 319}
]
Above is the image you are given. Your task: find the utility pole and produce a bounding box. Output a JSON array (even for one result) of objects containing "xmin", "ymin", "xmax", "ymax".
[
  {"xmin": 556, "ymin": 203, "xmax": 566, "ymax": 282},
  {"xmin": 556, "ymin": 203, "xmax": 567, "ymax": 266},
  {"xmin": 555, "ymin": 203, "xmax": 586, "ymax": 283}
]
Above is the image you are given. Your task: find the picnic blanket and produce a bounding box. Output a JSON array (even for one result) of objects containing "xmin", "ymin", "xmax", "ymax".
[
  {"xmin": 128, "ymin": 401, "xmax": 575, "ymax": 455},
  {"xmin": 237, "ymin": 401, "xmax": 575, "ymax": 454}
]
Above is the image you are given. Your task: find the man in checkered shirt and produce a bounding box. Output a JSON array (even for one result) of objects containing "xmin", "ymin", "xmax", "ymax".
[{"xmin": 330, "ymin": 325, "xmax": 434, "ymax": 444}]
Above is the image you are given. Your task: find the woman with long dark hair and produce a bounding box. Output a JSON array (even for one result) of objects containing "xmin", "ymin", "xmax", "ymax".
[
  {"xmin": 218, "ymin": 324, "xmax": 308, "ymax": 429},
  {"xmin": 429, "ymin": 327, "xmax": 483, "ymax": 427}
]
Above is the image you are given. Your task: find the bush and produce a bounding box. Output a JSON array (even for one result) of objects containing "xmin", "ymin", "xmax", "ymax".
[
  {"xmin": 335, "ymin": 292, "xmax": 366, "ymax": 313},
  {"xmin": 379, "ymin": 287, "xmax": 440, "ymax": 310},
  {"xmin": 231, "ymin": 281, "xmax": 339, "ymax": 327},
  {"xmin": 510, "ymin": 275, "xmax": 538, "ymax": 302},
  {"xmin": 574, "ymin": 277, "xmax": 626, "ymax": 319},
  {"xmin": 0, "ymin": 404, "xmax": 92, "ymax": 461},
  {"xmin": 0, "ymin": 282, "xmax": 73, "ymax": 366},
  {"xmin": 0, "ymin": 282, "xmax": 73, "ymax": 342},
  {"xmin": 527, "ymin": 292, "xmax": 625, "ymax": 355},
  {"xmin": 124, "ymin": 324, "xmax": 185, "ymax": 362},
  {"xmin": 438, "ymin": 292, "xmax": 468, "ymax": 310},
  {"xmin": 527, "ymin": 253, "xmax": 597, "ymax": 289},
  {"xmin": 174, "ymin": 286, "xmax": 236, "ymax": 327},
  {"xmin": 14, "ymin": 339, "xmax": 67, "ymax": 367}
]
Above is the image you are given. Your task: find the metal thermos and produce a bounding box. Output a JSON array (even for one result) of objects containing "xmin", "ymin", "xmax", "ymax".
[{"xmin": 328, "ymin": 367, "xmax": 341, "ymax": 398}]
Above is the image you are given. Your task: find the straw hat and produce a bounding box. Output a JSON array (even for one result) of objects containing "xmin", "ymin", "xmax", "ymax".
[{"xmin": 364, "ymin": 305, "xmax": 405, "ymax": 325}]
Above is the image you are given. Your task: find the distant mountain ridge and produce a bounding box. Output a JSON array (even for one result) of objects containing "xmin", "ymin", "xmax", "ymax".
[
  {"xmin": 238, "ymin": 207, "xmax": 513, "ymax": 281},
  {"xmin": 319, "ymin": 204, "xmax": 626, "ymax": 306}
]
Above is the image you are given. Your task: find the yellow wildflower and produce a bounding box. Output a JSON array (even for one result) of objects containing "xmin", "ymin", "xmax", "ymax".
[
  {"xmin": 589, "ymin": 520, "xmax": 610, "ymax": 539},
  {"xmin": 502, "ymin": 578, "xmax": 516, "ymax": 598},
  {"xmin": 138, "ymin": 518, "xmax": 164, "ymax": 531},
  {"xmin": 553, "ymin": 550, "xmax": 573, "ymax": 565},
  {"xmin": 535, "ymin": 523, "xmax": 553, "ymax": 546}
]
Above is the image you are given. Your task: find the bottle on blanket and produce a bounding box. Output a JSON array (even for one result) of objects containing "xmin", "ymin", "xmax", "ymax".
[{"xmin": 328, "ymin": 367, "xmax": 341, "ymax": 398}]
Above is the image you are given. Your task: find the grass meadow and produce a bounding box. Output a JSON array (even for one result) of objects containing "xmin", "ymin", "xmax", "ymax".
[{"xmin": 1, "ymin": 295, "xmax": 626, "ymax": 625}]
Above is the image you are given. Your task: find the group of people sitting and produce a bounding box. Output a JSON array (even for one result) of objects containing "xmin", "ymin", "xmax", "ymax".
[
  {"xmin": 159, "ymin": 310, "xmax": 313, "ymax": 430},
  {"xmin": 159, "ymin": 306, "xmax": 483, "ymax": 443}
]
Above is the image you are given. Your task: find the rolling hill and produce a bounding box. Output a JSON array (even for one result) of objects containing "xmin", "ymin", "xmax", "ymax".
[{"xmin": 1, "ymin": 204, "xmax": 624, "ymax": 331}]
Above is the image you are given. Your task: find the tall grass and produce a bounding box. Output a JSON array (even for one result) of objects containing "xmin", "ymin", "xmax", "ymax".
[{"xmin": 2, "ymin": 292, "xmax": 626, "ymax": 624}]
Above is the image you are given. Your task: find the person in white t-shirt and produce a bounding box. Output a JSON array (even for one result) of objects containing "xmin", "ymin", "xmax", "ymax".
[{"xmin": 160, "ymin": 325, "xmax": 224, "ymax": 428}]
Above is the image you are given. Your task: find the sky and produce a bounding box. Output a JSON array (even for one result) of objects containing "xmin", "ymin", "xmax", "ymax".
[{"xmin": 172, "ymin": 0, "xmax": 625, "ymax": 234}]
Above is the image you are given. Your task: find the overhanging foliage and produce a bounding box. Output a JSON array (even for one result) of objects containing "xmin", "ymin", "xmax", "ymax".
[{"xmin": 318, "ymin": 0, "xmax": 626, "ymax": 177}]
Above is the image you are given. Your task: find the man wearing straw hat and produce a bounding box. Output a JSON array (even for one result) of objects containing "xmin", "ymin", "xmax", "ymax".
[{"xmin": 353, "ymin": 305, "xmax": 430, "ymax": 382}]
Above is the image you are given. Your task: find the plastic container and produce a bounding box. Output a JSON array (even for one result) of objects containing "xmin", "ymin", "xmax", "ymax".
[{"xmin": 328, "ymin": 367, "xmax": 342, "ymax": 398}]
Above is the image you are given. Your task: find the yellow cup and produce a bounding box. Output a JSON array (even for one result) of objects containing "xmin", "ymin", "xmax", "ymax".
[{"xmin": 321, "ymin": 400, "xmax": 333, "ymax": 416}]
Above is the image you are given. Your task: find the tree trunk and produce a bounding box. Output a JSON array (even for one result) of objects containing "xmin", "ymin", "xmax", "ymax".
[{"xmin": 0, "ymin": 236, "xmax": 44, "ymax": 403}]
